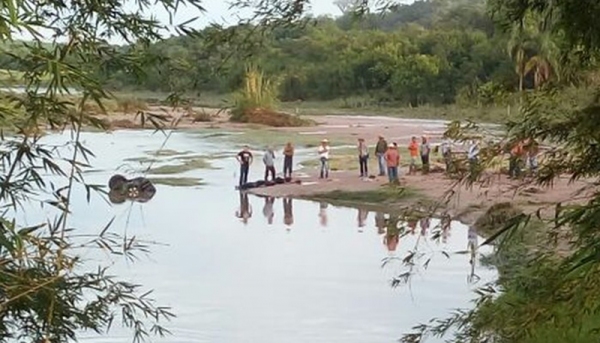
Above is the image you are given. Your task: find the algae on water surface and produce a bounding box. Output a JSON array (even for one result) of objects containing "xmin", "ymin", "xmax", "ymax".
[
  {"xmin": 146, "ymin": 157, "xmax": 217, "ymax": 175},
  {"xmin": 148, "ymin": 177, "xmax": 205, "ymax": 187}
]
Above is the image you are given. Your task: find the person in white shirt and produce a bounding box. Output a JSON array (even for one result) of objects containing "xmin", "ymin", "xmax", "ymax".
[
  {"xmin": 357, "ymin": 138, "xmax": 369, "ymax": 178},
  {"xmin": 318, "ymin": 139, "xmax": 330, "ymax": 179},
  {"xmin": 468, "ymin": 140, "xmax": 480, "ymax": 173},
  {"xmin": 440, "ymin": 137, "xmax": 453, "ymax": 173}
]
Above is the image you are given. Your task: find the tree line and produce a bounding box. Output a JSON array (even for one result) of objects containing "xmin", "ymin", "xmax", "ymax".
[{"xmin": 0, "ymin": 0, "xmax": 593, "ymax": 108}]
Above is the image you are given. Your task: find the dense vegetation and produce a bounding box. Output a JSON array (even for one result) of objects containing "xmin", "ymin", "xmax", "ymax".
[
  {"xmin": 0, "ymin": 0, "xmax": 595, "ymax": 111},
  {"xmin": 106, "ymin": 0, "xmax": 544, "ymax": 106},
  {"xmin": 401, "ymin": 1, "xmax": 600, "ymax": 342}
]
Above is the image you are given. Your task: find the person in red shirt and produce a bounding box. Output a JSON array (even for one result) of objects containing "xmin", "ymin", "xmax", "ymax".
[{"xmin": 384, "ymin": 143, "xmax": 400, "ymax": 183}]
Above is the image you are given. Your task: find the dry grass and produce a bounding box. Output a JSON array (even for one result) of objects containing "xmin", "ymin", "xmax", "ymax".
[
  {"xmin": 234, "ymin": 108, "xmax": 314, "ymax": 127},
  {"xmin": 188, "ymin": 108, "xmax": 213, "ymax": 123}
]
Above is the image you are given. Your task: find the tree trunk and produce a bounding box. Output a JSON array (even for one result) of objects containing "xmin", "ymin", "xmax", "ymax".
[{"xmin": 519, "ymin": 73, "xmax": 524, "ymax": 92}]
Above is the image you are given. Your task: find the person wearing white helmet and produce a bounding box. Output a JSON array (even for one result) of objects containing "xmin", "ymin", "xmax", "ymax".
[{"xmin": 318, "ymin": 138, "xmax": 330, "ymax": 179}]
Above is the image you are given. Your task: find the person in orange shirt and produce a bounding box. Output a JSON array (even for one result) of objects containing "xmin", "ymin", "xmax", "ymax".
[
  {"xmin": 408, "ymin": 136, "xmax": 419, "ymax": 175},
  {"xmin": 384, "ymin": 143, "xmax": 400, "ymax": 183},
  {"xmin": 508, "ymin": 140, "xmax": 525, "ymax": 179}
]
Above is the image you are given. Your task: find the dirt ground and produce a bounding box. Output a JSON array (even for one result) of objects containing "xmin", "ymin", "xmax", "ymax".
[
  {"xmin": 101, "ymin": 106, "xmax": 449, "ymax": 143},
  {"xmin": 105, "ymin": 106, "xmax": 591, "ymax": 225}
]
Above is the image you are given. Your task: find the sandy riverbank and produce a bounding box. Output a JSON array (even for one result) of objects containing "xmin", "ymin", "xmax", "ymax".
[
  {"xmin": 105, "ymin": 106, "xmax": 590, "ymax": 226},
  {"xmin": 100, "ymin": 106, "xmax": 450, "ymax": 142}
]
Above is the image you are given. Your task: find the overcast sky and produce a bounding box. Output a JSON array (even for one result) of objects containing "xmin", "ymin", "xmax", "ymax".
[
  {"xmin": 16, "ymin": 0, "xmax": 413, "ymax": 43},
  {"xmin": 154, "ymin": 0, "xmax": 342, "ymax": 35},
  {"xmin": 154, "ymin": 0, "xmax": 415, "ymax": 39}
]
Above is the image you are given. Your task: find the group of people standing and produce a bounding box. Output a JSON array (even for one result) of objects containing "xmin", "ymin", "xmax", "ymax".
[
  {"xmin": 507, "ymin": 138, "xmax": 539, "ymax": 178},
  {"xmin": 236, "ymin": 142, "xmax": 295, "ymax": 186},
  {"xmin": 362, "ymin": 135, "xmax": 433, "ymax": 183},
  {"xmin": 236, "ymin": 138, "xmax": 333, "ymax": 188},
  {"xmin": 236, "ymin": 192, "xmax": 294, "ymax": 226},
  {"xmin": 235, "ymin": 134, "xmax": 439, "ymax": 187},
  {"xmin": 235, "ymin": 133, "xmax": 539, "ymax": 188}
]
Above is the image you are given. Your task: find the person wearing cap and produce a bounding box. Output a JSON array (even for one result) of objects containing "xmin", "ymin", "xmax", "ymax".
[
  {"xmin": 375, "ymin": 135, "xmax": 388, "ymax": 176},
  {"xmin": 384, "ymin": 143, "xmax": 400, "ymax": 183},
  {"xmin": 420, "ymin": 135, "xmax": 431, "ymax": 174},
  {"xmin": 318, "ymin": 139, "xmax": 330, "ymax": 179},
  {"xmin": 357, "ymin": 138, "xmax": 369, "ymax": 178}
]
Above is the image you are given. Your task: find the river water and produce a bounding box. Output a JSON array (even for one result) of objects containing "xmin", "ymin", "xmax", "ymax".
[{"xmin": 18, "ymin": 129, "xmax": 496, "ymax": 343}]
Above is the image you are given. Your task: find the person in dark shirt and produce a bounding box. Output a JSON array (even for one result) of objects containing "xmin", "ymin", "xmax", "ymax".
[
  {"xmin": 375, "ymin": 135, "xmax": 388, "ymax": 176},
  {"xmin": 236, "ymin": 145, "xmax": 253, "ymax": 186}
]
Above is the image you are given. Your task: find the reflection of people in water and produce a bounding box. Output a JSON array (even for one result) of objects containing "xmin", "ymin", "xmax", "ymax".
[
  {"xmin": 357, "ymin": 208, "xmax": 369, "ymax": 230},
  {"xmin": 318, "ymin": 202, "xmax": 328, "ymax": 227},
  {"xmin": 235, "ymin": 191, "xmax": 253, "ymax": 224},
  {"xmin": 384, "ymin": 214, "xmax": 401, "ymax": 253},
  {"xmin": 407, "ymin": 219, "xmax": 417, "ymax": 235},
  {"xmin": 283, "ymin": 198, "xmax": 294, "ymax": 227},
  {"xmin": 375, "ymin": 212, "xmax": 386, "ymax": 235},
  {"xmin": 467, "ymin": 226, "xmax": 478, "ymax": 265},
  {"xmin": 441, "ymin": 215, "xmax": 451, "ymax": 244},
  {"xmin": 419, "ymin": 217, "xmax": 431, "ymax": 236},
  {"xmin": 467, "ymin": 226, "xmax": 480, "ymax": 283},
  {"xmin": 262, "ymin": 196, "xmax": 275, "ymax": 225}
]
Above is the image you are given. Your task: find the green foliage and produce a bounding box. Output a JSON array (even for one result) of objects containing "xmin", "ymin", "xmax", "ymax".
[
  {"xmin": 393, "ymin": 1, "xmax": 600, "ymax": 339},
  {"xmin": 401, "ymin": 61, "xmax": 600, "ymax": 343},
  {"xmin": 0, "ymin": 0, "xmax": 529, "ymax": 110},
  {"xmin": 231, "ymin": 64, "xmax": 279, "ymax": 121},
  {"xmin": 0, "ymin": 0, "xmax": 212, "ymax": 341},
  {"xmin": 0, "ymin": 0, "xmax": 592, "ymax": 116},
  {"xmin": 309, "ymin": 186, "xmax": 416, "ymax": 204}
]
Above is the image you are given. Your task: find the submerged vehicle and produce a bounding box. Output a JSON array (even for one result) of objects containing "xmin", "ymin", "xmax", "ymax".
[{"xmin": 108, "ymin": 174, "xmax": 156, "ymax": 204}]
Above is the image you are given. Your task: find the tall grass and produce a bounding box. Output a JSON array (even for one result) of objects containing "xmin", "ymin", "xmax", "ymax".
[{"xmin": 231, "ymin": 64, "xmax": 279, "ymax": 121}]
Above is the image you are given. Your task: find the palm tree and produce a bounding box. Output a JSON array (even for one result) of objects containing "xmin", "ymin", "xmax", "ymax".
[
  {"xmin": 508, "ymin": 17, "xmax": 561, "ymax": 91},
  {"xmin": 524, "ymin": 55, "xmax": 552, "ymax": 89},
  {"xmin": 507, "ymin": 21, "xmax": 530, "ymax": 92}
]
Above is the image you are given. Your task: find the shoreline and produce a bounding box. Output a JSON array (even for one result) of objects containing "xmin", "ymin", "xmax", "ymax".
[
  {"xmin": 67, "ymin": 107, "xmax": 594, "ymax": 228},
  {"xmin": 246, "ymin": 168, "xmax": 590, "ymax": 228}
]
